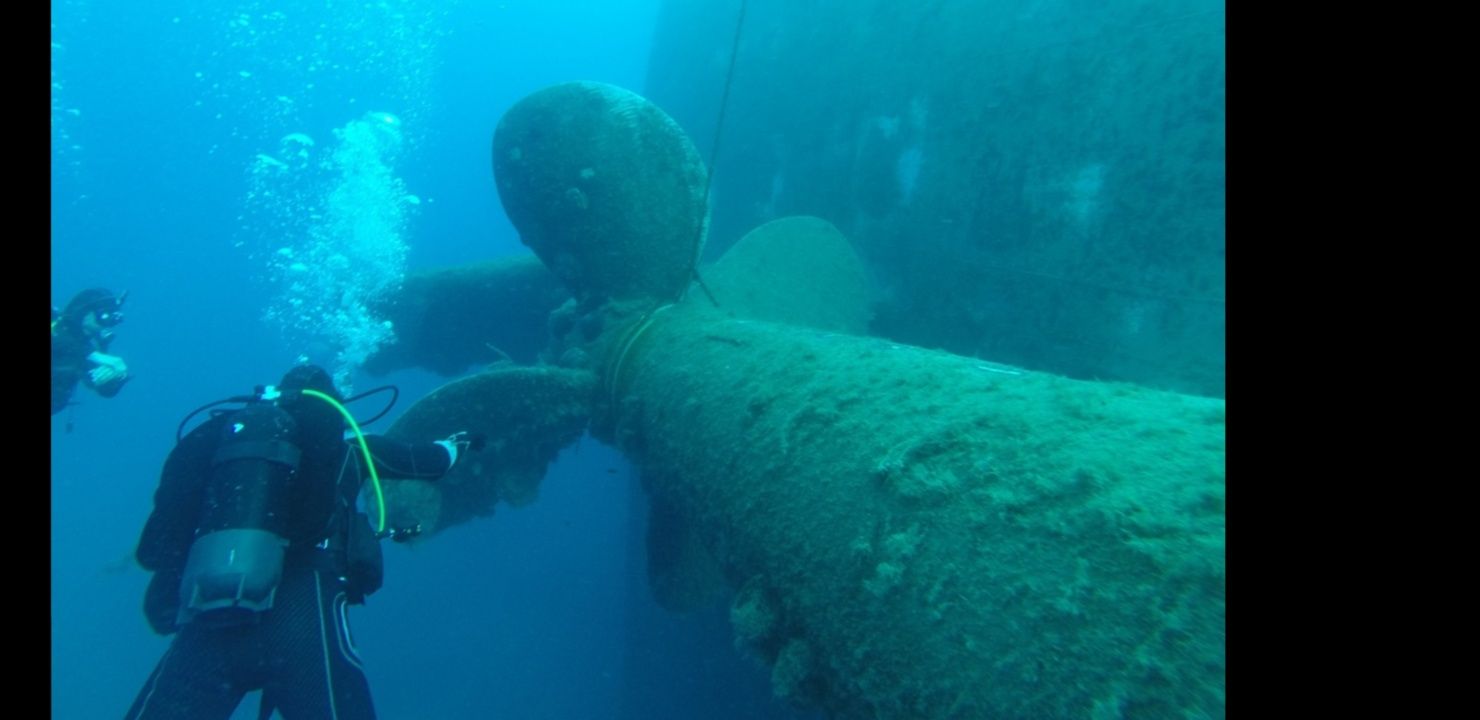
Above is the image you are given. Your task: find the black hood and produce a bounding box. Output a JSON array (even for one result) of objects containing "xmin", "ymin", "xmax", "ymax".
[
  {"xmin": 279, "ymin": 364, "xmax": 341, "ymax": 402},
  {"xmin": 61, "ymin": 287, "xmax": 123, "ymax": 326}
]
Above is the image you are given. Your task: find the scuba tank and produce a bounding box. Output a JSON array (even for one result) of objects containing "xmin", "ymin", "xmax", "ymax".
[
  {"xmin": 175, "ymin": 391, "xmax": 302, "ymax": 627},
  {"xmin": 144, "ymin": 374, "xmax": 401, "ymax": 632}
]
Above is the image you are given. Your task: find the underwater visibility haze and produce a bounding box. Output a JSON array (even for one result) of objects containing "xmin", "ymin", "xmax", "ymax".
[{"xmin": 52, "ymin": 1, "xmax": 1224, "ymax": 718}]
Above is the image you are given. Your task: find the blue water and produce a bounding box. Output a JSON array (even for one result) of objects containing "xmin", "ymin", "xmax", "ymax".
[{"xmin": 51, "ymin": 2, "xmax": 807, "ymax": 717}]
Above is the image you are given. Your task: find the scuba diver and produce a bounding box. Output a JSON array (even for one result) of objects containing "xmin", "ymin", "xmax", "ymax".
[
  {"xmin": 51, "ymin": 287, "xmax": 130, "ymax": 415},
  {"xmin": 126, "ymin": 364, "xmax": 485, "ymax": 720}
]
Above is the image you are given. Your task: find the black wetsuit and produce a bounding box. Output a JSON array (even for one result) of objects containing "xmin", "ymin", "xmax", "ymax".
[{"xmin": 128, "ymin": 420, "xmax": 452, "ymax": 720}]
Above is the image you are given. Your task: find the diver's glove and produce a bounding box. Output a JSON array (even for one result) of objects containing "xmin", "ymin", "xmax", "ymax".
[
  {"xmin": 87, "ymin": 352, "xmax": 129, "ymax": 387},
  {"xmin": 434, "ymin": 431, "xmax": 487, "ymax": 468},
  {"xmin": 377, "ymin": 524, "xmax": 423, "ymax": 543}
]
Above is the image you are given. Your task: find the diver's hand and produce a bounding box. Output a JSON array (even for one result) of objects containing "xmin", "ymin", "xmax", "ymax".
[
  {"xmin": 435, "ymin": 431, "xmax": 487, "ymax": 468},
  {"xmin": 88, "ymin": 351, "xmax": 128, "ymax": 373},
  {"xmin": 87, "ymin": 352, "xmax": 129, "ymax": 387}
]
